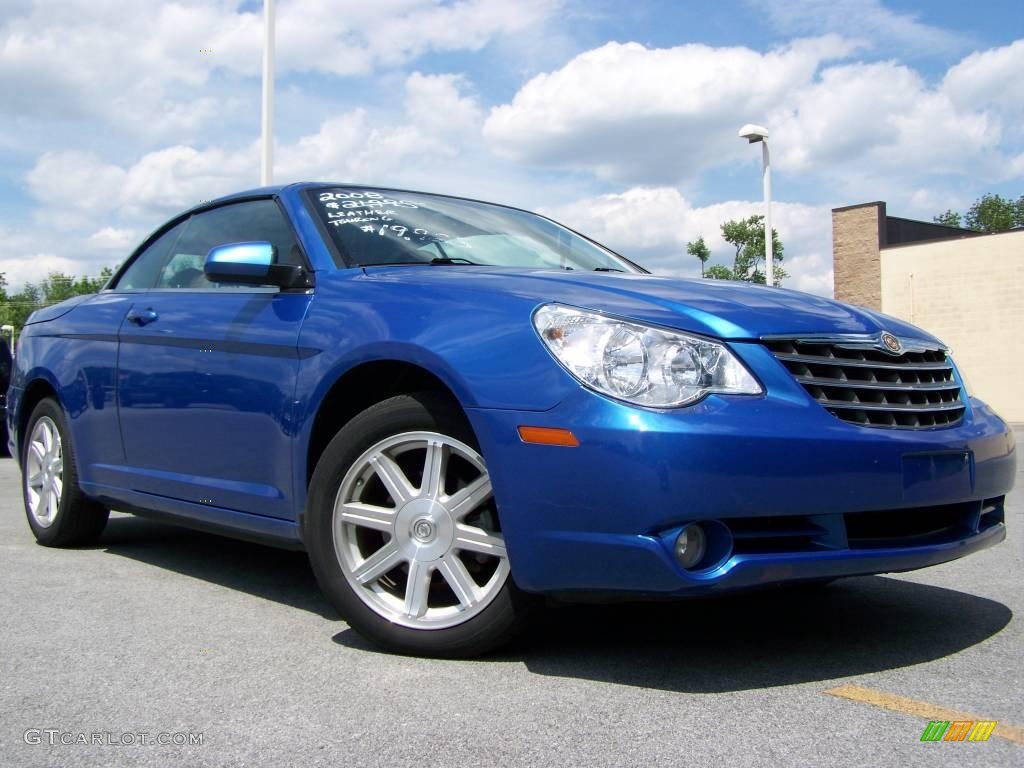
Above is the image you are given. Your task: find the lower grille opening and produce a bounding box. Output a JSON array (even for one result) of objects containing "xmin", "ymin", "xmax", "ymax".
[
  {"xmin": 719, "ymin": 496, "xmax": 1005, "ymax": 557},
  {"xmin": 844, "ymin": 502, "xmax": 976, "ymax": 549},
  {"xmin": 727, "ymin": 516, "xmax": 828, "ymax": 555},
  {"xmin": 979, "ymin": 497, "xmax": 1005, "ymax": 531}
]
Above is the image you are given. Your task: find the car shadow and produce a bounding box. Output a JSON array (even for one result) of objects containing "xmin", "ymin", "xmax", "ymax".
[
  {"xmin": 99, "ymin": 515, "xmax": 1012, "ymax": 693},
  {"xmin": 336, "ymin": 578, "xmax": 1013, "ymax": 693},
  {"xmin": 99, "ymin": 513, "xmax": 336, "ymax": 619},
  {"xmin": 520, "ymin": 578, "xmax": 1012, "ymax": 693}
]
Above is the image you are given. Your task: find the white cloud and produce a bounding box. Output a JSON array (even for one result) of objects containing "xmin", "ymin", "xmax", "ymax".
[
  {"xmin": 404, "ymin": 72, "xmax": 483, "ymax": 137},
  {"xmin": 121, "ymin": 145, "xmax": 259, "ymax": 217},
  {"xmin": 0, "ymin": 215, "xmax": 123, "ymax": 289},
  {"xmin": 751, "ymin": 0, "xmax": 967, "ymax": 56},
  {"xmin": 484, "ymin": 36, "xmax": 856, "ymax": 184},
  {"xmin": 216, "ymin": 0, "xmax": 563, "ymax": 79},
  {"xmin": 0, "ymin": 1, "xmax": 213, "ymax": 131},
  {"xmin": 4, "ymin": 7, "xmax": 1021, "ymax": 302},
  {"xmin": 87, "ymin": 227, "xmax": 139, "ymax": 251},
  {"xmin": 14, "ymin": 70, "xmax": 493, "ymax": 283},
  {"xmin": 20, "ymin": 71, "xmax": 486, "ymax": 216},
  {"xmin": 1008, "ymin": 153, "xmax": 1024, "ymax": 180},
  {"xmin": 0, "ymin": 0, "xmax": 561, "ymax": 137},
  {"xmin": 769, "ymin": 60, "xmax": 1001, "ymax": 179},
  {"xmin": 25, "ymin": 151, "xmax": 127, "ymax": 211},
  {"xmin": 486, "ymin": 35, "xmax": 1024, "ymax": 206},
  {"xmin": 903, "ymin": 187, "xmax": 969, "ymax": 222},
  {"xmin": 277, "ymin": 111, "xmax": 439, "ymax": 184},
  {"xmin": 24, "ymin": 144, "xmax": 258, "ymax": 220},
  {"xmin": 277, "ymin": 71, "xmax": 483, "ymax": 183},
  {"xmin": 295, "ymin": 0, "xmax": 560, "ymax": 76},
  {"xmin": 942, "ymin": 39, "xmax": 1024, "ymax": 121},
  {"xmin": 541, "ymin": 187, "xmax": 834, "ymax": 295},
  {"xmin": 786, "ymin": 255, "xmax": 834, "ymax": 296},
  {"xmin": 0, "ymin": 253, "xmax": 97, "ymax": 289},
  {"xmin": 0, "ymin": 219, "xmax": 121, "ymax": 290}
]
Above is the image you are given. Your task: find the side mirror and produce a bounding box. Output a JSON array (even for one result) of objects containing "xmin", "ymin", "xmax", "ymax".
[{"xmin": 204, "ymin": 242, "xmax": 313, "ymax": 289}]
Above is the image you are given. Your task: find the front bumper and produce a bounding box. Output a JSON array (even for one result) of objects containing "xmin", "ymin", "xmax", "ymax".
[{"xmin": 466, "ymin": 372, "xmax": 1015, "ymax": 596}]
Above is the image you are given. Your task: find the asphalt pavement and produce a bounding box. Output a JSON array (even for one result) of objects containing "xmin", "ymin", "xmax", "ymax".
[{"xmin": 1, "ymin": 432, "xmax": 1021, "ymax": 767}]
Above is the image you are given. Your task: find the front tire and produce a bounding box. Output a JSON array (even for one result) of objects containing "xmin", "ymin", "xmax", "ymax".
[
  {"xmin": 23, "ymin": 398, "xmax": 109, "ymax": 547},
  {"xmin": 306, "ymin": 392, "xmax": 532, "ymax": 657}
]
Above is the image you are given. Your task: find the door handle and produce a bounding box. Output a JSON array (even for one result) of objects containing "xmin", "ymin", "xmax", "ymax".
[{"xmin": 126, "ymin": 308, "xmax": 158, "ymax": 326}]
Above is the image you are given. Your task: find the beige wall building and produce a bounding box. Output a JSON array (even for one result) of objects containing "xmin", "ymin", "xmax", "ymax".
[{"xmin": 833, "ymin": 202, "xmax": 1023, "ymax": 422}]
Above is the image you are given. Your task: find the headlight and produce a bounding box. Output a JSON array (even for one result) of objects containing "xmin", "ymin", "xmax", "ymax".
[{"xmin": 533, "ymin": 304, "xmax": 762, "ymax": 407}]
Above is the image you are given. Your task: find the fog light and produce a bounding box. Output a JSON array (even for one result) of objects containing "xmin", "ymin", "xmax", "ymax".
[{"xmin": 674, "ymin": 524, "xmax": 707, "ymax": 570}]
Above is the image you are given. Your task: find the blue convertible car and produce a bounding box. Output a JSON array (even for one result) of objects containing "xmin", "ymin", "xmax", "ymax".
[{"xmin": 9, "ymin": 183, "xmax": 1015, "ymax": 656}]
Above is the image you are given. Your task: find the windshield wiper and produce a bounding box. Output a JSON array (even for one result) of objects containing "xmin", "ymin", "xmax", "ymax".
[
  {"xmin": 593, "ymin": 267, "xmax": 625, "ymax": 272},
  {"xmin": 359, "ymin": 258, "xmax": 479, "ymax": 268},
  {"xmin": 430, "ymin": 257, "xmax": 478, "ymax": 266}
]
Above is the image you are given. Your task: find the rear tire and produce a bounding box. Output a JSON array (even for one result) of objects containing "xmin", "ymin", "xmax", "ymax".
[
  {"xmin": 306, "ymin": 392, "xmax": 533, "ymax": 657},
  {"xmin": 23, "ymin": 398, "xmax": 109, "ymax": 547}
]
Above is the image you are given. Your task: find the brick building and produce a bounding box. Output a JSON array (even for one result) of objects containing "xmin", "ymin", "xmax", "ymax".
[{"xmin": 832, "ymin": 202, "xmax": 1023, "ymax": 422}]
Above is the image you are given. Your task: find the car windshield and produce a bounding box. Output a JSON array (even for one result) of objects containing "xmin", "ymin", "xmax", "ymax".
[{"xmin": 308, "ymin": 187, "xmax": 640, "ymax": 272}]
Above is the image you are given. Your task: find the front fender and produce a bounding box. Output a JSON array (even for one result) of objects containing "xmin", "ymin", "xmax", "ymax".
[{"xmin": 295, "ymin": 272, "xmax": 577, "ymax": 413}]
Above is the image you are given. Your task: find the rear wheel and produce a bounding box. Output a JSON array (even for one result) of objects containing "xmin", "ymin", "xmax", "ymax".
[
  {"xmin": 306, "ymin": 392, "xmax": 532, "ymax": 657},
  {"xmin": 23, "ymin": 398, "xmax": 109, "ymax": 547}
]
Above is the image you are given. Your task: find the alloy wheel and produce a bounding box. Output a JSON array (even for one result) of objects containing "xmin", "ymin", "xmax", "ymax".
[
  {"xmin": 333, "ymin": 431, "xmax": 510, "ymax": 630},
  {"xmin": 26, "ymin": 416, "xmax": 64, "ymax": 528}
]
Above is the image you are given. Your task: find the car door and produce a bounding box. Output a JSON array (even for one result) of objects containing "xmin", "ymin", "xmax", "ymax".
[{"xmin": 113, "ymin": 199, "xmax": 313, "ymax": 519}]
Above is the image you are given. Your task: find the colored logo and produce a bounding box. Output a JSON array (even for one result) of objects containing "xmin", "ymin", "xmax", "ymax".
[
  {"xmin": 880, "ymin": 332, "xmax": 902, "ymax": 354},
  {"xmin": 920, "ymin": 721, "xmax": 997, "ymax": 742}
]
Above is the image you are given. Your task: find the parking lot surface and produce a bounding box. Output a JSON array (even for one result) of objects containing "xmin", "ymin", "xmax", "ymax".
[{"xmin": 1, "ymin": 432, "xmax": 1021, "ymax": 767}]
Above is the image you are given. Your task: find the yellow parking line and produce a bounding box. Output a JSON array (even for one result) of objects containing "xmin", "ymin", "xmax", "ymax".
[{"xmin": 824, "ymin": 684, "xmax": 1024, "ymax": 745}]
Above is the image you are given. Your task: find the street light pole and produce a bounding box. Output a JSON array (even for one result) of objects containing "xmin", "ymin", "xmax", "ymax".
[
  {"xmin": 260, "ymin": 0, "xmax": 275, "ymax": 186},
  {"xmin": 738, "ymin": 124, "xmax": 773, "ymax": 287},
  {"xmin": 761, "ymin": 139, "xmax": 773, "ymax": 288}
]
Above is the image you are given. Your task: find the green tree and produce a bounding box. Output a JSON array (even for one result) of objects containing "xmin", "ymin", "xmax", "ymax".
[
  {"xmin": 687, "ymin": 237, "xmax": 711, "ymax": 277},
  {"xmin": 719, "ymin": 215, "xmax": 787, "ymax": 286},
  {"xmin": 933, "ymin": 209, "xmax": 962, "ymax": 228},
  {"xmin": 963, "ymin": 193, "xmax": 1018, "ymax": 233},
  {"xmin": 40, "ymin": 272, "xmax": 79, "ymax": 305},
  {"xmin": 704, "ymin": 265, "xmax": 734, "ymax": 280},
  {"xmin": 0, "ymin": 283, "xmax": 42, "ymax": 336},
  {"xmin": 0, "ymin": 268, "xmax": 112, "ymax": 341},
  {"xmin": 37, "ymin": 269, "xmax": 113, "ymax": 304}
]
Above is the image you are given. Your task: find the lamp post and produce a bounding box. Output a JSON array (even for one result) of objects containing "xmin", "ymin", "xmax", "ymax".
[
  {"xmin": 260, "ymin": 0, "xmax": 276, "ymax": 186},
  {"xmin": 1, "ymin": 324, "xmax": 14, "ymax": 357},
  {"xmin": 738, "ymin": 124, "xmax": 773, "ymax": 287}
]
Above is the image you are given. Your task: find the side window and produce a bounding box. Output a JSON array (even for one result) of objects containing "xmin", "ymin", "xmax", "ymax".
[
  {"xmin": 115, "ymin": 220, "xmax": 186, "ymax": 290},
  {"xmin": 155, "ymin": 200, "xmax": 302, "ymax": 290}
]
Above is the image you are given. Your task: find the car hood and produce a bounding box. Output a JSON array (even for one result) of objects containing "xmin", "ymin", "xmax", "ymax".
[
  {"xmin": 24, "ymin": 293, "xmax": 93, "ymax": 325},
  {"xmin": 361, "ymin": 267, "xmax": 941, "ymax": 343}
]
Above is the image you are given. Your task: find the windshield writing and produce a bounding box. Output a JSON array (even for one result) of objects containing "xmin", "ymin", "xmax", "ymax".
[{"xmin": 310, "ymin": 188, "xmax": 636, "ymax": 273}]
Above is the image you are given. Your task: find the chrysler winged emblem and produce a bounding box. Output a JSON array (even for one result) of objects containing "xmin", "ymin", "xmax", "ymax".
[{"xmin": 880, "ymin": 332, "xmax": 902, "ymax": 354}]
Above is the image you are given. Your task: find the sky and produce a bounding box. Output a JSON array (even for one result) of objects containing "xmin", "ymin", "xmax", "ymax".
[{"xmin": 1, "ymin": 0, "xmax": 1022, "ymax": 295}]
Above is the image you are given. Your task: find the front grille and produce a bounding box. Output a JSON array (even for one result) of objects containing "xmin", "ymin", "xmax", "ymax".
[{"xmin": 764, "ymin": 337, "xmax": 965, "ymax": 428}]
